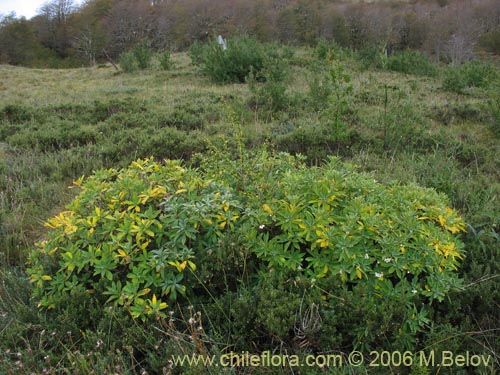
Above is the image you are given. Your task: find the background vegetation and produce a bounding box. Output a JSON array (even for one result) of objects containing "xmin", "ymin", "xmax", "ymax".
[
  {"xmin": 1, "ymin": 1, "xmax": 499, "ymax": 374},
  {"xmin": 1, "ymin": 0, "xmax": 500, "ymax": 68}
]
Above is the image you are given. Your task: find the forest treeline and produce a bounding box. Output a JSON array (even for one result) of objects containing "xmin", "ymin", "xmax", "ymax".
[{"xmin": 1, "ymin": 0, "xmax": 499, "ymax": 68}]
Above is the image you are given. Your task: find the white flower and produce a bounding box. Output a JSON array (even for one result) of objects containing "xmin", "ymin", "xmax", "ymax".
[
  {"xmin": 375, "ymin": 272, "xmax": 384, "ymax": 278},
  {"xmin": 364, "ymin": 253, "xmax": 369, "ymax": 259},
  {"xmin": 384, "ymin": 257, "xmax": 392, "ymax": 263},
  {"xmin": 259, "ymin": 224, "xmax": 265, "ymax": 229},
  {"xmin": 412, "ymin": 289, "xmax": 418, "ymax": 294}
]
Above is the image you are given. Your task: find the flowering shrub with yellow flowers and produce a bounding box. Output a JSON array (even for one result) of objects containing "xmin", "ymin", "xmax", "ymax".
[{"xmin": 28, "ymin": 150, "xmax": 466, "ymax": 345}]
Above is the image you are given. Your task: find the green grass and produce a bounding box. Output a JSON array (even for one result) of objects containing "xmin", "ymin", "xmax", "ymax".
[{"xmin": 1, "ymin": 48, "xmax": 499, "ymax": 374}]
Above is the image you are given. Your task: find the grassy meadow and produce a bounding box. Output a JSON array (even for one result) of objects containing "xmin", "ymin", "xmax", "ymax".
[{"xmin": 0, "ymin": 46, "xmax": 499, "ymax": 374}]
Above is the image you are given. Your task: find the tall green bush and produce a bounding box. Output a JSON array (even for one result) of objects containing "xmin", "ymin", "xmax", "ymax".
[
  {"xmin": 118, "ymin": 43, "xmax": 152, "ymax": 72},
  {"xmin": 306, "ymin": 60, "xmax": 354, "ymax": 147},
  {"xmin": 133, "ymin": 42, "xmax": 152, "ymax": 70},
  {"xmin": 159, "ymin": 50, "xmax": 172, "ymax": 70},
  {"xmin": 187, "ymin": 40, "xmax": 204, "ymax": 66},
  {"xmin": 118, "ymin": 51, "xmax": 137, "ymax": 73},
  {"xmin": 356, "ymin": 44, "xmax": 388, "ymax": 70},
  {"xmin": 247, "ymin": 48, "xmax": 292, "ymax": 113},
  {"xmin": 189, "ymin": 35, "xmax": 266, "ymax": 83}
]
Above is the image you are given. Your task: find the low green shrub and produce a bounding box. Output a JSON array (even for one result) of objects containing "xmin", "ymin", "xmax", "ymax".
[
  {"xmin": 8, "ymin": 120, "xmax": 97, "ymax": 151},
  {"xmin": 325, "ymin": 61, "xmax": 353, "ymax": 125},
  {"xmin": 133, "ymin": 42, "xmax": 152, "ymax": 70},
  {"xmin": 273, "ymin": 122, "xmax": 349, "ymax": 161},
  {"xmin": 118, "ymin": 43, "xmax": 152, "ymax": 72},
  {"xmin": 442, "ymin": 60, "xmax": 499, "ymax": 93},
  {"xmin": 0, "ymin": 267, "xmax": 181, "ymax": 374},
  {"xmin": 379, "ymin": 99, "xmax": 431, "ymax": 151},
  {"xmin": 0, "ymin": 104, "xmax": 34, "ymax": 124},
  {"xmin": 488, "ymin": 85, "xmax": 500, "ymax": 136},
  {"xmin": 187, "ymin": 40, "xmax": 204, "ymax": 66},
  {"xmin": 442, "ymin": 68, "xmax": 466, "ymax": 94},
  {"xmin": 302, "ymin": 61, "xmax": 355, "ymax": 156},
  {"xmin": 247, "ymin": 53, "xmax": 291, "ymax": 114},
  {"xmin": 479, "ymin": 29, "xmax": 500, "ymax": 55},
  {"xmin": 162, "ymin": 100, "xmax": 215, "ymax": 131},
  {"xmin": 356, "ymin": 44, "xmax": 388, "ymax": 70},
  {"xmin": 29, "ymin": 150, "xmax": 466, "ymax": 352},
  {"xmin": 305, "ymin": 59, "xmax": 354, "ymax": 147},
  {"xmin": 159, "ymin": 50, "xmax": 172, "ymax": 70},
  {"xmin": 139, "ymin": 128, "xmax": 207, "ymax": 160},
  {"xmin": 431, "ymin": 101, "xmax": 486, "ymax": 125},
  {"xmin": 307, "ymin": 71, "xmax": 331, "ymax": 111},
  {"xmin": 92, "ymin": 98, "xmax": 145, "ymax": 121},
  {"xmin": 314, "ymin": 38, "xmax": 350, "ymax": 61},
  {"xmin": 387, "ymin": 50, "xmax": 437, "ymax": 77},
  {"xmin": 315, "ymin": 38, "xmax": 336, "ymax": 60},
  {"xmin": 119, "ymin": 51, "xmax": 138, "ymax": 73}
]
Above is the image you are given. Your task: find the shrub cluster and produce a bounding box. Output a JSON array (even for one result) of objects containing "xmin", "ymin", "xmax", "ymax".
[
  {"xmin": 386, "ymin": 50, "xmax": 437, "ymax": 77},
  {"xmin": 119, "ymin": 51, "xmax": 138, "ymax": 73},
  {"xmin": 314, "ymin": 38, "xmax": 351, "ymax": 62},
  {"xmin": 247, "ymin": 46, "xmax": 294, "ymax": 113},
  {"xmin": 28, "ymin": 150, "xmax": 466, "ymax": 350},
  {"xmin": 489, "ymin": 86, "xmax": 500, "ymax": 136},
  {"xmin": 356, "ymin": 44, "xmax": 388, "ymax": 70},
  {"xmin": 189, "ymin": 35, "xmax": 267, "ymax": 83},
  {"xmin": 284, "ymin": 60, "xmax": 355, "ymax": 156},
  {"xmin": 442, "ymin": 60, "xmax": 499, "ymax": 94},
  {"xmin": 159, "ymin": 50, "xmax": 172, "ymax": 70},
  {"xmin": 119, "ymin": 43, "xmax": 152, "ymax": 73},
  {"xmin": 479, "ymin": 29, "xmax": 500, "ymax": 55},
  {"xmin": 133, "ymin": 42, "xmax": 152, "ymax": 70},
  {"xmin": 356, "ymin": 48, "xmax": 437, "ymax": 77}
]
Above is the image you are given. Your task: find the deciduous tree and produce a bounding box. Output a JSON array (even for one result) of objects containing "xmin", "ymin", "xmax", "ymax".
[
  {"xmin": 71, "ymin": 0, "xmax": 111, "ymax": 65},
  {"xmin": 0, "ymin": 14, "xmax": 50, "ymax": 65},
  {"xmin": 34, "ymin": 0, "xmax": 77, "ymax": 57}
]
